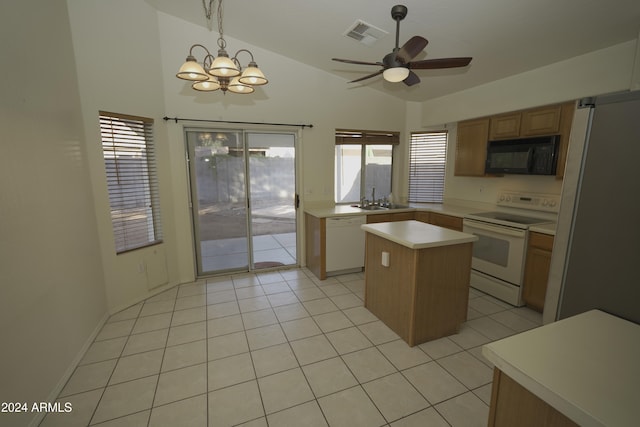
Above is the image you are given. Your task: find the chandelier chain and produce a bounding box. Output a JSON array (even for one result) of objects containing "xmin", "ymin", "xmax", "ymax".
[
  {"xmin": 216, "ymin": 0, "xmax": 226, "ymax": 49},
  {"xmin": 202, "ymin": 0, "xmax": 214, "ymax": 21}
]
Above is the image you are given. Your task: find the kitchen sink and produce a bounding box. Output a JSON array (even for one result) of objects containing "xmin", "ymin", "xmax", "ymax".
[
  {"xmin": 356, "ymin": 204, "xmax": 410, "ymax": 211},
  {"xmin": 358, "ymin": 205, "xmax": 388, "ymax": 211}
]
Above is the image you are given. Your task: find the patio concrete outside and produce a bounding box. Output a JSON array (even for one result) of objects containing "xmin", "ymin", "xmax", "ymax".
[{"xmin": 197, "ymin": 201, "xmax": 297, "ymax": 274}]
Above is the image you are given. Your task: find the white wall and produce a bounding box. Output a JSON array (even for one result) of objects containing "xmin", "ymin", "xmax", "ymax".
[
  {"xmin": 155, "ymin": 11, "xmax": 408, "ymax": 281},
  {"xmin": 67, "ymin": 0, "xmax": 184, "ymax": 311},
  {"xmin": 0, "ymin": 1, "xmax": 107, "ymax": 425},
  {"xmin": 65, "ymin": 1, "xmax": 407, "ymax": 309}
]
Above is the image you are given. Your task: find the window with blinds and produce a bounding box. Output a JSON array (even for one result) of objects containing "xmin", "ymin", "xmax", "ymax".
[
  {"xmin": 99, "ymin": 112, "xmax": 162, "ymax": 253},
  {"xmin": 335, "ymin": 129, "xmax": 399, "ymax": 204},
  {"xmin": 408, "ymin": 131, "xmax": 448, "ymax": 203}
]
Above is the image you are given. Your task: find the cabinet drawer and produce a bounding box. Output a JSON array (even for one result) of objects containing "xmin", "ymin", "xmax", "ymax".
[{"xmin": 528, "ymin": 232, "xmax": 554, "ymax": 251}]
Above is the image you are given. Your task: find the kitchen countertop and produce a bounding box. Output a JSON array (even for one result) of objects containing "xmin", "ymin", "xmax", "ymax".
[
  {"xmin": 361, "ymin": 220, "xmax": 478, "ymax": 250},
  {"xmin": 482, "ymin": 309, "xmax": 640, "ymax": 427},
  {"xmin": 529, "ymin": 222, "xmax": 557, "ymax": 236},
  {"xmin": 304, "ymin": 203, "xmax": 482, "ymax": 219}
]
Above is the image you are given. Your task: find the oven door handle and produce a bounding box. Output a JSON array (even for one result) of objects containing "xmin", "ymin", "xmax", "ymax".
[{"xmin": 463, "ymin": 220, "xmax": 526, "ymax": 238}]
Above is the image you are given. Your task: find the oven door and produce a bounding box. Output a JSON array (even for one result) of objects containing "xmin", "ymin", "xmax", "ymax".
[{"xmin": 462, "ymin": 218, "xmax": 527, "ymax": 285}]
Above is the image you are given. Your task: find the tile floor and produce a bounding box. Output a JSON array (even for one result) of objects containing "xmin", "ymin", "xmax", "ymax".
[{"xmin": 41, "ymin": 268, "xmax": 542, "ymax": 427}]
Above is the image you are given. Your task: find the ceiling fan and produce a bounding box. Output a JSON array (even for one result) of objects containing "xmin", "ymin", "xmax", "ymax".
[{"xmin": 332, "ymin": 5, "xmax": 472, "ymax": 86}]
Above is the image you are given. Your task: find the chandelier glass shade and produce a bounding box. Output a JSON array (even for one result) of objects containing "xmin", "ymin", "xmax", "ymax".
[{"xmin": 175, "ymin": 0, "xmax": 267, "ymax": 94}]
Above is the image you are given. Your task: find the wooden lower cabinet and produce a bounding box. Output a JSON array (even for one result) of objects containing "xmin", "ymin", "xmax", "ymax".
[
  {"xmin": 364, "ymin": 233, "xmax": 472, "ymax": 346},
  {"xmin": 366, "ymin": 211, "xmax": 415, "ymax": 224},
  {"xmin": 429, "ymin": 212, "xmax": 463, "ymax": 231},
  {"xmin": 522, "ymin": 232, "xmax": 554, "ymax": 312},
  {"xmin": 413, "ymin": 211, "xmax": 430, "ymax": 223},
  {"xmin": 304, "ymin": 213, "xmax": 326, "ymax": 279},
  {"xmin": 488, "ymin": 368, "xmax": 578, "ymax": 427}
]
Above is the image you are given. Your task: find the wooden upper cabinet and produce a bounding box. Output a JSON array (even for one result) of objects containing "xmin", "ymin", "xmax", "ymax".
[
  {"xmin": 521, "ymin": 105, "xmax": 562, "ymax": 136},
  {"xmin": 489, "ymin": 113, "xmax": 521, "ymax": 140},
  {"xmin": 455, "ymin": 118, "xmax": 489, "ymax": 176}
]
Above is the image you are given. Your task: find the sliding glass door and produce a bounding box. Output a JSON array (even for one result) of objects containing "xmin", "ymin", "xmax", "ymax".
[{"xmin": 186, "ymin": 128, "xmax": 297, "ymax": 275}]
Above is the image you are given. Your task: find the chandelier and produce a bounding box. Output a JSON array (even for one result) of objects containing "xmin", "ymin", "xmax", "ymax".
[{"xmin": 176, "ymin": 0, "xmax": 268, "ymax": 94}]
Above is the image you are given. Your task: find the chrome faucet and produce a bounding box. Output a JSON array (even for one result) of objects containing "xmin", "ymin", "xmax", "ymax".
[{"xmin": 371, "ymin": 187, "xmax": 376, "ymax": 204}]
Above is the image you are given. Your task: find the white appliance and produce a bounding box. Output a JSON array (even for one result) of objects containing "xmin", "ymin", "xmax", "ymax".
[
  {"xmin": 463, "ymin": 191, "xmax": 559, "ymax": 306},
  {"xmin": 325, "ymin": 215, "xmax": 366, "ymax": 275}
]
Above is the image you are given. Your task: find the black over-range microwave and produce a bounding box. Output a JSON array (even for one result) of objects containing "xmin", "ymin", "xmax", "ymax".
[{"xmin": 485, "ymin": 135, "xmax": 560, "ymax": 175}]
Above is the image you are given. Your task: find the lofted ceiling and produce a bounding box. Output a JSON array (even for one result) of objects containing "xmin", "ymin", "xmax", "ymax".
[{"xmin": 145, "ymin": 0, "xmax": 640, "ymax": 102}]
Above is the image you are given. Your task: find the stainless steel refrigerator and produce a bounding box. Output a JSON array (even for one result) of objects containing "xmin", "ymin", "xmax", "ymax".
[{"xmin": 547, "ymin": 90, "xmax": 640, "ymax": 324}]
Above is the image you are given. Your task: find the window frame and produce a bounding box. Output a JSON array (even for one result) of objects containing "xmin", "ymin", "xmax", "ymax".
[
  {"xmin": 99, "ymin": 111, "xmax": 163, "ymax": 254},
  {"xmin": 408, "ymin": 131, "xmax": 448, "ymax": 203},
  {"xmin": 334, "ymin": 129, "xmax": 399, "ymax": 204}
]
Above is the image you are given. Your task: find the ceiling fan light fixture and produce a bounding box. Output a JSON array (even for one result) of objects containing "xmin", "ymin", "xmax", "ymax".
[{"xmin": 383, "ymin": 67, "xmax": 409, "ymax": 82}]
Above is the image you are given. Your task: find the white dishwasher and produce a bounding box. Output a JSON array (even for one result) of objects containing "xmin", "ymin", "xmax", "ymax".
[{"xmin": 325, "ymin": 215, "xmax": 366, "ymax": 275}]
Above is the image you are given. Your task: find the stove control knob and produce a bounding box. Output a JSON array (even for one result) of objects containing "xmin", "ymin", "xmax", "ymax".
[
  {"xmin": 549, "ymin": 200, "xmax": 557, "ymax": 207},
  {"xmin": 506, "ymin": 196, "xmax": 511, "ymax": 202},
  {"xmin": 542, "ymin": 199, "xmax": 549, "ymax": 206},
  {"xmin": 499, "ymin": 194, "xmax": 505, "ymax": 201}
]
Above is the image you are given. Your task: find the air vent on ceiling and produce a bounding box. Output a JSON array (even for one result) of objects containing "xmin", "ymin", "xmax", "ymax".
[{"xmin": 343, "ymin": 20, "xmax": 388, "ymax": 46}]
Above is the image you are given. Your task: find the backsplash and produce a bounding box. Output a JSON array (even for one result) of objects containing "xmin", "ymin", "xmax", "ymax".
[{"xmin": 444, "ymin": 173, "xmax": 563, "ymax": 205}]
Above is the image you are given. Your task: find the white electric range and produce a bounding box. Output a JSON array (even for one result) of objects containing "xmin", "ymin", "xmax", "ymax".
[{"xmin": 463, "ymin": 191, "xmax": 559, "ymax": 306}]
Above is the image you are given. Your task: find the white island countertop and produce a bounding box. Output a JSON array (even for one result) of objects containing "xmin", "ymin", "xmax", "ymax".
[
  {"xmin": 361, "ymin": 220, "xmax": 478, "ymax": 249},
  {"xmin": 483, "ymin": 309, "xmax": 640, "ymax": 427}
]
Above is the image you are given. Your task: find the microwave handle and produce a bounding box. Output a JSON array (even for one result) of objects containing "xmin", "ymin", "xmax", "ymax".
[{"xmin": 526, "ymin": 147, "xmax": 535, "ymax": 171}]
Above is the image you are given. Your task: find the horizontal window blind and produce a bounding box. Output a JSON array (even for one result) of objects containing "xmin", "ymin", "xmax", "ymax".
[
  {"xmin": 408, "ymin": 131, "xmax": 447, "ymax": 203},
  {"xmin": 100, "ymin": 111, "xmax": 162, "ymax": 253},
  {"xmin": 335, "ymin": 129, "xmax": 400, "ymax": 145}
]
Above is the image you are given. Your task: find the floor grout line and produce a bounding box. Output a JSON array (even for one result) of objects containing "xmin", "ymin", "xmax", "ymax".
[{"xmin": 42, "ymin": 268, "xmax": 544, "ymax": 426}]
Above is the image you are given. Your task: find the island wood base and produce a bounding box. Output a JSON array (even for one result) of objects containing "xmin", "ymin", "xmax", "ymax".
[
  {"xmin": 364, "ymin": 232, "xmax": 472, "ymax": 346},
  {"xmin": 488, "ymin": 368, "xmax": 578, "ymax": 427}
]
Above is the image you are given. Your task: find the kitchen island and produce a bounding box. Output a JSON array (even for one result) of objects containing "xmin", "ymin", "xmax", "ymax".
[
  {"xmin": 483, "ymin": 309, "xmax": 640, "ymax": 427},
  {"xmin": 361, "ymin": 220, "xmax": 478, "ymax": 346}
]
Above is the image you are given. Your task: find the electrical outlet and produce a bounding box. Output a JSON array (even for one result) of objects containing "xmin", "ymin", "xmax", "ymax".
[{"xmin": 381, "ymin": 251, "xmax": 390, "ymax": 267}]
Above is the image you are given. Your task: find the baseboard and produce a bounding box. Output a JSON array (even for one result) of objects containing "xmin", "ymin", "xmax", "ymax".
[{"xmin": 28, "ymin": 312, "xmax": 109, "ymax": 427}]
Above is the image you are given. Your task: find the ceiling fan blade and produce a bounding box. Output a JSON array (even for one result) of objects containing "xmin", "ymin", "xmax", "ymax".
[
  {"xmin": 349, "ymin": 70, "xmax": 384, "ymax": 83},
  {"xmin": 396, "ymin": 36, "xmax": 428, "ymax": 63},
  {"xmin": 409, "ymin": 57, "xmax": 473, "ymax": 69},
  {"xmin": 332, "ymin": 58, "xmax": 383, "ymax": 66},
  {"xmin": 403, "ymin": 71, "xmax": 420, "ymax": 86}
]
